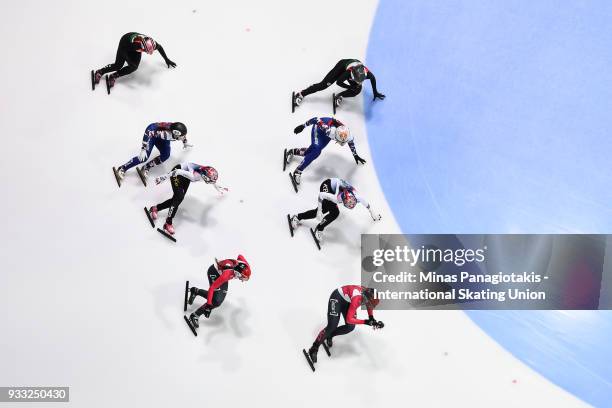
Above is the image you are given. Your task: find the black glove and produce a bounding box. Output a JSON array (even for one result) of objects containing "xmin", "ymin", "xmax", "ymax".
[
  {"xmin": 373, "ymin": 92, "xmax": 386, "ymax": 101},
  {"xmin": 375, "ymin": 320, "xmax": 385, "ymax": 329},
  {"xmin": 203, "ymin": 304, "xmax": 212, "ymax": 318},
  {"xmin": 166, "ymin": 59, "xmax": 177, "ymax": 68},
  {"xmin": 364, "ymin": 316, "xmax": 377, "ymax": 326},
  {"xmin": 294, "ymin": 124, "xmax": 305, "ymax": 134},
  {"xmin": 353, "ymin": 154, "xmax": 366, "ymax": 165}
]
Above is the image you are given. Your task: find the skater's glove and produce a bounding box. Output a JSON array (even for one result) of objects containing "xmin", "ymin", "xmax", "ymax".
[
  {"xmin": 364, "ymin": 316, "xmax": 377, "ymax": 326},
  {"xmin": 165, "ymin": 59, "xmax": 177, "ymax": 68},
  {"xmin": 294, "ymin": 124, "xmax": 305, "ymax": 134},
  {"xmin": 138, "ymin": 149, "xmax": 148, "ymax": 162},
  {"xmin": 203, "ymin": 304, "xmax": 212, "ymax": 318},
  {"xmin": 373, "ymin": 92, "xmax": 386, "ymax": 101},
  {"xmin": 214, "ymin": 184, "xmax": 229, "ymax": 195},
  {"xmin": 369, "ymin": 207, "xmax": 382, "ymax": 221},
  {"xmin": 155, "ymin": 175, "xmax": 168, "ymax": 185},
  {"xmin": 375, "ymin": 320, "xmax": 385, "ymax": 330},
  {"xmin": 182, "ymin": 140, "xmax": 193, "ymax": 149},
  {"xmin": 353, "ymin": 154, "xmax": 367, "ymax": 165}
]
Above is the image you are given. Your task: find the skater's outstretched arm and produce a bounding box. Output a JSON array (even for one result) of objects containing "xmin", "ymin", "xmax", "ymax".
[
  {"xmin": 155, "ymin": 168, "xmax": 197, "ymax": 185},
  {"xmin": 345, "ymin": 297, "xmax": 371, "ymax": 325},
  {"xmin": 366, "ymin": 71, "xmax": 385, "ymax": 100},
  {"xmin": 353, "ymin": 193, "xmax": 370, "ymax": 210},
  {"xmin": 294, "ymin": 117, "xmax": 319, "ymax": 134},
  {"xmin": 206, "ymin": 269, "xmax": 234, "ymax": 306},
  {"xmin": 212, "ymin": 183, "xmax": 229, "ymax": 195},
  {"xmin": 155, "ymin": 43, "xmax": 176, "ymax": 68},
  {"xmin": 349, "ymin": 190, "xmax": 379, "ymax": 219},
  {"xmin": 359, "ymin": 196, "xmax": 381, "ymax": 221},
  {"xmin": 366, "ymin": 204, "xmax": 381, "ymax": 221},
  {"xmin": 347, "ymin": 140, "xmax": 366, "ymax": 165}
]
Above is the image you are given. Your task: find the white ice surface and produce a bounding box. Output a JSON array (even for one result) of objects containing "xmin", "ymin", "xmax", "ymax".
[{"xmin": 0, "ymin": 1, "xmax": 586, "ymax": 407}]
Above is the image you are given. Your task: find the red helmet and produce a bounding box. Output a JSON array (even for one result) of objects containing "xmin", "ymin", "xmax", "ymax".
[
  {"xmin": 339, "ymin": 189, "xmax": 357, "ymax": 209},
  {"xmin": 234, "ymin": 255, "xmax": 251, "ymax": 281},
  {"xmin": 143, "ymin": 37, "xmax": 157, "ymax": 54},
  {"xmin": 197, "ymin": 166, "xmax": 218, "ymax": 184}
]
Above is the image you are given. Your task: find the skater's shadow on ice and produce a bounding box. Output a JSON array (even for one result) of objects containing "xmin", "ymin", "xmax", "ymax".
[
  {"xmin": 151, "ymin": 280, "xmax": 188, "ymax": 330},
  {"xmin": 180, "ymin": 200, "xmax": 218, "ymax": 229},
  {"xmin": 329, "ymin": 342, "xmax": 360, "ymax": 358},
  {"xmin": 309, "ymin": 154, "xmax": 356, "ymax": 182},
  {"xmin": 202, "ymin": 298, "xmax": 252, "ymax": 344},
  {"xmin": 337, "ymin": 99, "xmax": 365, "ymax": 116},
  {"xmin": 119, "ymin": 64, "xmax": 162, "ymax": 89},
  {"xmin": 361, "ymin": 90, "xmax": 383, "ymax": 121},
  {"xmin": 299, "ymin": 94, "xmax": 332, "ymax": 106},
  {"xmin": 320, "ymin": 227, "xmax": 353, "ymax": 248},
  {"xmin": 333, "ymin": 336, "xmax": 388, "ymax": 371},
  {"xmin": 193, "ymin": 299, "xmax": 252, "ymax": 371}
]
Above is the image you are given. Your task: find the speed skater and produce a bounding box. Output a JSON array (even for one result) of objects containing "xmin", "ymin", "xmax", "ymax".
[
  {"xmin": 289, "ymin": 178, "xmax": 381, "ymax": 242},
  {"xmin": 185, "ymin": 255, "xmax": 251, "ymax": 330},
  {"xmin": 147, "ymin": 162, "xmax": 228, "ymax": 235},
  {"xmin": 114, "ymin": 122, "xmax": 191, "ymax": 185},
  {"xmin": 93, "ymin": 32, "xmax": 176, "ymax": 90},
  {"xmin": 305, "ymin": 285, "xmax": 384, "ymax": 368},
  {"xmin": 284, "ymin": 117, "xmax": 366, "ymax": 189}
]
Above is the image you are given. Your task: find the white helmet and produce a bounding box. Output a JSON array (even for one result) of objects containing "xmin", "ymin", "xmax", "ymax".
[{"xmin": 333, "ymin": 125, "xmax": 351, "ymax": 145}]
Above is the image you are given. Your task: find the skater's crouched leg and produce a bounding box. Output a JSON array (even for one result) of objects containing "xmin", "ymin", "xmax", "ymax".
[
  {"xmin": 316, "ymin": 201, "xmax": 340, "ymax": 231},
  {"xmin": 329, "ymin": 324, "xmax": 355, "ymax": 339}
]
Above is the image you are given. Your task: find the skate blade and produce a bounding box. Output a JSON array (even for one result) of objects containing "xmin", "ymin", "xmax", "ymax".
[
  {"xmin": 184, "ymin": 315, "xmax": 198, "ymax": 337},
  {"xmin": 157, "ymin": 228, "xmax": 177, "ymax": 242},
  {"xmin": 292, "ymin": 91, "xmax": 296, "ymax": 113},
  {"xmin": 112, "ymin": 167, "xmax": 122, "ymax": 188},
  {"xmin": 136, "ymin": 167, "xmax": 147, "ymax": 186},
  {"xmin": 332, "ymin": 93, "xmax": 337, "ymax": 115},
  {"xmin": 91, "ymin": 70, "xmax": 95, "ymax": 91},
  {"xmin": 287, "ymin": 214, "xmax": 294, "ymax": 237},
  {"xmin": 184, "ymin": 281, "xmax": 189, "ymax": 312},
  {"xmin": 143, "ymin": 207, "xmax": 155, "ymax": 228},
  {"xmin": 105, "ymin": 75, "xmax": 111, "ymax": 95},
  {"xmin": 322, "ymin": 342, "xmax": 331, "ymax": 357},
  {"xmin": 283, "ymin": 148, "xmax": 287, "ymax": 172},
  {"xmin": 289, "ymin": 172, "xmax": 298, "ymax": 193},
  {"xmin": 310, "ymin": 228, "xmax": 321, "ymax": 250},
  {"xmin": 302, "ymin": 349, "xmax": 315, "ymax": 372}
]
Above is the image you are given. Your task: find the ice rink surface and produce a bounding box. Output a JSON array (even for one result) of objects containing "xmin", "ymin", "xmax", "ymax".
[
  {"xmin": 368, "ymin": 1, "xmax": 612, "ymax": 406},
  {"xmin": 0, "ymin": 1, "xmax": 598, "ymax": 407}
]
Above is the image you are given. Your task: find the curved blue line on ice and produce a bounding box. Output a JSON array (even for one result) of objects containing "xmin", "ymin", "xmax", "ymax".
[{"xmin": 366, "ymin": 1, "xmax": 612, "ymax": 406}]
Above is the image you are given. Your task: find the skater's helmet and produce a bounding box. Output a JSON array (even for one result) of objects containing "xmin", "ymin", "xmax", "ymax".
[
  {"xmin": 143, "ymin": 37, "xmax": 157, "ymax": 54},
  {"xmin": 339, "ymin": 189, "xmax": 357, "ymax": 209},
  {"xmin": 362, "ymin": 287, "xmax": 380, "ymax": 308},
  {"xmin": 234, "ymin": 255, "xmax": 251, "ymax": 281},
  {"xmin": 197, "ymin": 166, "xmax": 218, "ymax": 184},
  {"xmin": 333, "ymin": 125, "xmax": 351, "ymax": 145},
  {"xmin": 350, "ymin": 64, "xmax": 367, "ymax": 84},
  {"xmin": 170, "ymin": 122, "xmax": 187, "ymax": 138}
]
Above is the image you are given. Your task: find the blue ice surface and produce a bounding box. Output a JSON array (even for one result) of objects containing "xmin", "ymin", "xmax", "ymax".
[{"xmin": 366, "ymin": 1, "xmax": 612, "ymax": 406}]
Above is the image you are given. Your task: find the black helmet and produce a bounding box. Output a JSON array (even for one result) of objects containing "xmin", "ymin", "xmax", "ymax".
[
  {"xmin": 170, "ymin": 122, "xmax": 187, "ymax": 138},
  {"xmin": 350, "ymin": 65, "xmax": 367, "ymax": 84}
]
